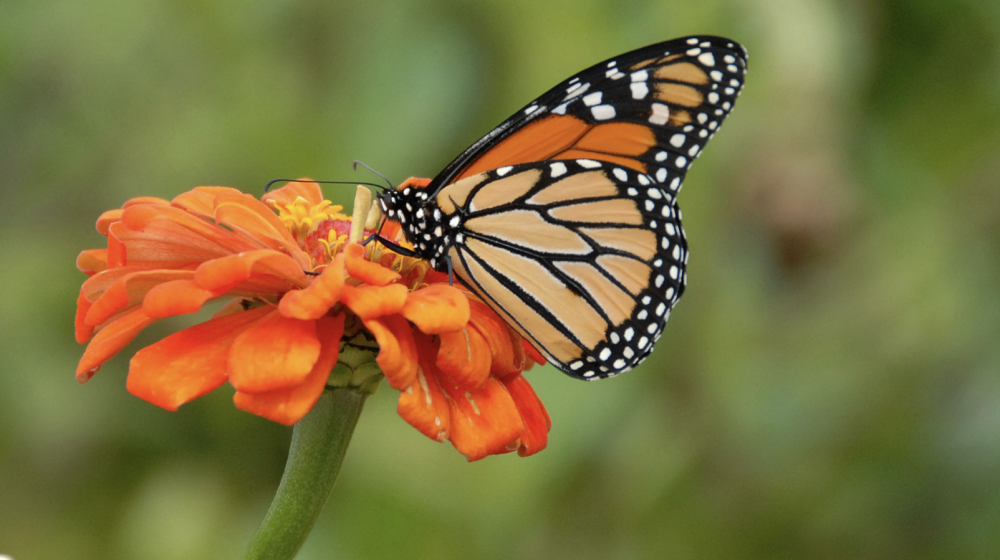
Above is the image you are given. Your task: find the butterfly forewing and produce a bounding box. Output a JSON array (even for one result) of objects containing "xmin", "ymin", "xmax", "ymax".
[{"xmin": 428, "ymin": 35, "xmax": 748, "ymax": 200}]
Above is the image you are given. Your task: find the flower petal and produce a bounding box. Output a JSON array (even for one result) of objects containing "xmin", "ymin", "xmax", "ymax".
[
  {"xmin": 194, "ymin": 249, "xmax": 309, "ymax": 294},
  {"xmin": 108, "ymin": 227, "xmax": 127, "ymax": 268},
  {"xmin": 212, "ymin": 193, "xmax": 311, "ymax": 269},
  {"xmin": 344, "ymin": 243, "xmax": 400, "ymax": 286},
  {"xmin": 85, "ymin": 270, "xmax": 196, "ymax": 327},
  {"xmin": 279, "ymin": 253, "xmax": 345, "ymax": 320},
  {"xmin": 77, "ymin": 308, "xmax": 157, "ymax": 382},
  {"xmin": 436, "ymin": 326, "xmax": 491, "ymax": 390},
  {"xmin": 96, "ymin": 209, "xmax": 123, "ymax": 236},
  {"xmin": 143, "ymin": 279, "xmax": 215, "ymax": 318},
  {"xmin": 501, "ymin": 374, "xmax": 551, "ymax": 457},
  {"xmin": 233, "ymin": 314, "xmax": 345, "ymax": 425},
  {"xmin": 75, "ymin": 288, "xmax": 95, "ymax": 344},
  {"xmin": 171, "ymin": 186, "xmax": 246, "ymax": 218},
  {"xmin": 121, "ymin": 203, "xmax": 258, "ymax": 256},
  {"xmin": 397, "ymin": 361, "xmax": 450, "ymax": 442},
  {"xmin": 127, "ymin": 306, "xmax": 272, "ymax": 410},
  {"xmin": 467, "ymin": 300, "xmax": 523, "ymax": 379},
  {"xmin": 440, "ymin": 377, "xmax": 524, "ymax": 461},
  {"xmin": 109, "ymin": 218, "xmax": 245, "ymax": 270},
  {"xmin": 361, "ymin": 314, "xmax": 418, "ymax": 390},
  {"xmin": 262, "ymin": 179, "xmax": 324, "ymax": 208},
  {"xmin": 228, "ymin": 309, "xmax": 321, "ymax": 393},
  {"xmin": 523, "ymin": 339, "xmax": 547, "ymax": 367},
  {"xmin": 341, "ymin": 284, "xmax": 408, "ymax": 320},
  {"xmin": 77, "ymin": 249, "xmax": 109, "ymax": 276},
  {"xmin": 401, "ymin": 284, "xmax": 470, "ymax": 334}
]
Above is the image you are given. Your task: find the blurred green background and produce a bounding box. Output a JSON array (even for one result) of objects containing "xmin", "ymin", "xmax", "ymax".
[{"xmin": 2, "ymin": 0, "xmax": 1000, "ymax": 558}]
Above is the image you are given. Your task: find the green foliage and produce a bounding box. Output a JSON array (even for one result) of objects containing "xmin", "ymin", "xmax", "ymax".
[{"xmin": 2, "ymin": 0, "xmax": 999, "ymax": 558}]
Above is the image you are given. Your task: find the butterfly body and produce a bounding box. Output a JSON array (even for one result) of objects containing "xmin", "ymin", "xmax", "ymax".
[{"xmin": 378, "ymin": 35, "xmax": 747, "ymax": 380}]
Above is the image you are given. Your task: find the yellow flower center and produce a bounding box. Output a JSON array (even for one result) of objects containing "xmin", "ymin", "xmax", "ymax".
[{"xmin": 269, "ymin": 195, "xmax": 348, "ymax": 243}]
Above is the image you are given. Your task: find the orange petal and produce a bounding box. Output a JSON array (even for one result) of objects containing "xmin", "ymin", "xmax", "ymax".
[
  {"xmin": 171, "ymin": 186, "xmax": 246, "ymax": 218},
  {"xmin": 436, "ymin": 326, "xmax": 491, "ymax": 390},
  {"xmin": 212, "ymin": 193, "xmax": 311, "ymax": 269},
  {"xmin": 523, "ymin": 339, "xmax": 547, "ymax": 366},
  {"xmin": 397, "ymin": 361, "xmax": 450, "ymax": 442},
  {"xmin": 109, "ymin": 218, "xmax": 244, "ymax": 270},
  {"xmin": 344, "ymin": 243, "xmax": 400, "ymax": 286},
  {"xmin": 77, "ymin": 249, "xmax": 109, "ymax": 276},
  {"xmin": 76, "ymin": 308, "xmax": 157, "ymax": 382},
  {"xmin": 262, "ymin": 179, "xmax": 324, "ymax": 208},
  {"xmin": 440, "ymin": 377, "xmax": 524, "ymax": 461},
  {"xmin": 467, "ymin": 300, "xmax": 523, "ymax": 379},
  {"xmin": 122, "ymin": 196, "xmax": 171, "ymax": 208},
  {"xmin": 502, "ymin": 374, "xmax": 551, "ymax": 457},
  {"xmin": 279, "ymin": 253, "xmax": 345, "ymax": 320},
  {"xmin": 108, "ymin": 227, "xmax": 127, "ymax": 268},
  {"xmin": 85, "ymin": 270, "xmax": 196, "ymax": 327},
  {"xmin": 96, "ymin": 209, "xmax": 123, "ymax": 236},
  {"xmin": 362, "ymin": 314, "xmax": 418, "ymax": 390},
  {"xmin": 228, "ymin": 309, "xmax": 321, "ymax": 393},
  {"xmin": 120, "ymin": 203, "xmax": 258, "ymax": 256},
  {"xmin": 75, "ymin": 288, "xmax": 95, "ymax": 344},
  {"xmin": 143, "ymin": 279, "xmax": 215, "ymax": 318},
  {"xmin": 341, "ymin": 283, "xmax": 408, "ymax": 320},
  {"xmin": 194, "ymin": 249, "xmax": 308, "ymax": 294},
  {"xmin": 233, "ymin": 314, "xmax": 344, "ymax": 424},
  {"xmin": 127, "ymin": 306, "xmax": 272, "ymax": 410},
  {"xmin": 401, "ymin": 284, "xmax": 470, "ymax": 334},
  {"xmin": 79, "ymin": 266, "xmax": 148, "ymax": 302}
]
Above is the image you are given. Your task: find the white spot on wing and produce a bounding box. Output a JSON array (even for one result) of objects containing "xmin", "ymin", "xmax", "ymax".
[
  {"xmin": 669, "ymin": 134, "xmax": 686, "ymax": 147},
  {"xmin": 592, "ymin": 104, "xmax": 616, "ymax": 120},
  {"xmin": 496, "ymin": 166, "xmax": 513, "ymax": 176},
  {"xmin": 550, "ymin": 162, "xmax": 567, "ymax": 177},
  {"xmin": 630, "ymin": 82, "xmax": 649, "ymax": 99},
  {"xmin": 582, "ymin": 91, "xmax": 603, "ymax": 106},
  {"xmin": 698, "ymin": 52, "xmax": 716, "ymax": 67},
  {"xmin": 649, "ymin": 103, "xmax": 670, "ymax": 125}
]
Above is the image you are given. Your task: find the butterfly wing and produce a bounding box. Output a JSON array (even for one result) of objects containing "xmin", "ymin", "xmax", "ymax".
[
  {"xmin": 427, "ymin": 35, "xmax": 748, "ymax": 199},
  {"xmin": 433, "ymin": 160, "xmax": 686, "ymax": 379},
  {"xmin": 385, "ymin": 35, "xmax": 747, "ymax": 379}
]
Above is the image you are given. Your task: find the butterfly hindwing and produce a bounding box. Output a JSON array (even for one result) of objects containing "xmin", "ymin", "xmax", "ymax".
[{"xmin": 434, "ymin": 159, "xmax": 687, "ymax": 379}]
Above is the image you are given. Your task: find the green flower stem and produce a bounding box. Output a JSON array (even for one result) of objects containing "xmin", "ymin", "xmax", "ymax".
[{"xmin": 244, "ymin": 388, "xmax": 368, "ymax": 560}]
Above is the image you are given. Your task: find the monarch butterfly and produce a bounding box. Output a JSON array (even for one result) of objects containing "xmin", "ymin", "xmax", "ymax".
[{"xmin": 376, "ymin": 36, "xmax": 747, "ymax": 380}]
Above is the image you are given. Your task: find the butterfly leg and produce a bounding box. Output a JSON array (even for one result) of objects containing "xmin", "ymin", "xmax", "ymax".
[
  {"xmin": 445, "ymin": 254, "xmax": 454, "ymax": 286},
  {"xmin": 361, "ymin": 232, "xmax": 419, "ymax": 257}
]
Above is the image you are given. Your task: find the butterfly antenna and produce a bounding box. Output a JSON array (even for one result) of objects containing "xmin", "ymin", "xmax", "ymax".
[
  {"xmin": 263, "ymin": 178, "xmax": 387, "ymax": 193},
  {"xmin": 353, "ymin": 160, "xmax": 394, "ymax": 191}
]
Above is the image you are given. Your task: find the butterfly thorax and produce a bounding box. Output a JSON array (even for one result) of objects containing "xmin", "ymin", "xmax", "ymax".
[{"xmin": 377, "ymin": 183, "xmax": 456, "ymax": 271}]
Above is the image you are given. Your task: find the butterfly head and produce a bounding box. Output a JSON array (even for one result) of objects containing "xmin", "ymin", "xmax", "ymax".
[{"xmin": 377, "ymin": 179, "xmax": 457, "ymax": 269}]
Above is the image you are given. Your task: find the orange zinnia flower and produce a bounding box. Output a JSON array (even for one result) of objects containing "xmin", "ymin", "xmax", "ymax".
[{"xmin": 75, "ymin": 180, "xmax": 550, "ymax": 460}]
